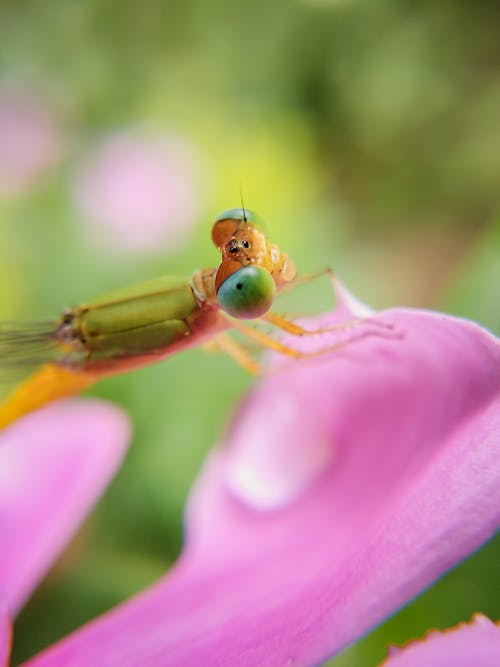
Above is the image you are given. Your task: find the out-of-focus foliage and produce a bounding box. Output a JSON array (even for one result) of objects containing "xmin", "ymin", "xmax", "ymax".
[{"xmin": 0, "ymin": 0, "xmax": 498, "ymax": 665}]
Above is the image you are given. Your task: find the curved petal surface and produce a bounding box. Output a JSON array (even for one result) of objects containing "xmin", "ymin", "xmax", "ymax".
[
  {"xmin": 22, "ymin": 282, "xmax": 500, "ymax": 667},
  {"xmin": 0, "ymin": 400, "xmax": 130, "ymax": 616},
  {"xmin": 380, "ymin": 615, "xmax": 500, "ymax": 667}
]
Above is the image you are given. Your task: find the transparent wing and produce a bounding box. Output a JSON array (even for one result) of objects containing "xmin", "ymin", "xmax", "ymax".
[{"xmin": 0, "ymin": 321, "xmax": 60, "ymax": 373}]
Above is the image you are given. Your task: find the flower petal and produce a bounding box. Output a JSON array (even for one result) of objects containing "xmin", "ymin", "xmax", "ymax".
[
  {"xmin": 0, "ymin": 400, "xmax": 130, "ymax": 616},
  {"xmin": 380, "ymin": 615, "xmax": 500, "ymax": 667},
  {"xmin": 21, "ymin": 283, "xmax": 500, "ymax": 667}
]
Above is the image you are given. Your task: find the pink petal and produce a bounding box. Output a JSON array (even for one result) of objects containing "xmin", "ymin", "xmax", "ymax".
[
  {"xmin": 380, "ymin": 615, "xmax": 500, "ymax": 667},
  {"xmin": 0, "ymin": 602, "xmax": 11, "ymax": 667},
  {"xmin": 0, "ymin": 400, "xmax": 130, "ymax": 616},
  {"xmin": 21, "ymin": 282, "xmax": 500, "ymax": 667}
]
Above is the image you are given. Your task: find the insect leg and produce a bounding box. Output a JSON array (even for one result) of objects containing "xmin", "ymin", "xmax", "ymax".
[
  {"xmin": 262, "ymin": 311, "xmax": 395, "ymax": 337},
  {"xmin": 278, "ymin": 267, "xmax": 334, "ymax": 295},
  {"xmin": 226, "ymin": 316, "xmax": 395, "ymax": 365},
  {"xmin": 206, "ymin": 333, "xmax": 262, "ymax": 375}
]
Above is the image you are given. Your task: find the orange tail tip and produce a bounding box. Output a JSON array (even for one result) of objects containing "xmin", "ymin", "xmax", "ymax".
[{"xmin": 0, "ymin": 363, "xmax": 95, "ymax": 430}]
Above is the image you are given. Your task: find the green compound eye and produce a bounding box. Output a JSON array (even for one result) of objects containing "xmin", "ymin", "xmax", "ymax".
[
  {"xmin": 217, "ymin": 266, "xmax": 276, "ymax": 319},
  {"xmin": 215, "ymin": 208, "xmax": 257, "ymax": 223}
]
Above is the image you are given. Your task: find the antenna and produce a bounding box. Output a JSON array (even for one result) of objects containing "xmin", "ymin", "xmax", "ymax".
[{"xmin": 239, "ymin": 182, "xmax": 248, "ymax": 222}]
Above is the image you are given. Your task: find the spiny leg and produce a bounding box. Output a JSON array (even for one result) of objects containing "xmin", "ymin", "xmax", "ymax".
[
  {"xmin": 227, "ymin": 316, "xmax": 394, "ymax": 366},
  {"xmin": 206, "ymin": 333, "xmax": 262, "ymax": 375},
  {"xmin": 262, "ymin": 311, "xmax": 395, "ymax": 337},
  {"xmin": 272, "ymin": 267, "xmax": 396, "ymax": 337},
  {"xmin": 278, "ymin": 267, "xmax": 334, "ymax": 296}
]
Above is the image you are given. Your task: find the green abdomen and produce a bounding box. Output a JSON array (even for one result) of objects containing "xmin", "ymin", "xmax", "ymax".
[{"xmin": 74, "ymin": 275, "xmax": 199, "ymax": 368}]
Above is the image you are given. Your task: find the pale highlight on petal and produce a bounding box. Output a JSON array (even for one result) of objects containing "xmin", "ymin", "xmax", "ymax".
[
  {"xmin": 223, "ymin": 390, "xmax": 334, "ymax": 509},
  {"xmin": 0, "ymin": 400, "xmax": 130, "ymax": 616},
  {"xmin": 380, "ymin": 615, "xmax": 500, "ymax": 667}
]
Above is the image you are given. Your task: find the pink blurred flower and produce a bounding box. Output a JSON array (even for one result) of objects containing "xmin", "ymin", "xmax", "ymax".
[
  {"xmin": 382, "ymin": 614, "xmax": 500, "ymax": 667},
  {"xmin": 0, "ymin": 401, "xmax": 130, "ymax": 665},
  {"xmin": 74, "ymin": 132, "xmax": 202, "ymax": 253},
  {"xmin": 0, "ymin": 281, "xmax": 499, "ymax": 666},
  {"xmin": 0, "ymin": 86, "xmax": 62, "ymax": 196}
]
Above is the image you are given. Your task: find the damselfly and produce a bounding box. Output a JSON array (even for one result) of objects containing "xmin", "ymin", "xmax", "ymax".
[{"xmin": 0, "ymin": 208, "xmax": 390, "ymax": 428}]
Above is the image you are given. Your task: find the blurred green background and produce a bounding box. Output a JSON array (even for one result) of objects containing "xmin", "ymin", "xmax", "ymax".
[{"xmin": 0, "ymin": 0, "xmax": 498, "ymax": 664}]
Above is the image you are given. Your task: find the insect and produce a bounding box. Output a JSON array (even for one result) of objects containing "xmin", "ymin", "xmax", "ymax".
[{"xmin": 0, "ymin": 208, "xmax": 387, "ymax": 429}]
